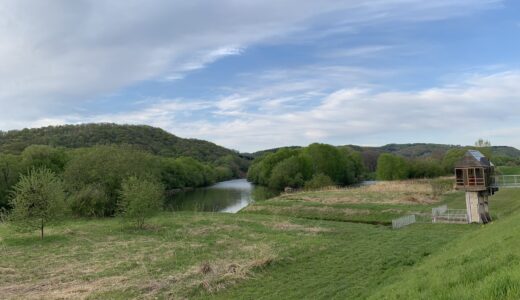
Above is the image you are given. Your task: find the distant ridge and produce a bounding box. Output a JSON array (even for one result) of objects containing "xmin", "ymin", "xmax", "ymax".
[{"xmin": 0, "ymin": 123, "xmax": 238, "ymax": 163}]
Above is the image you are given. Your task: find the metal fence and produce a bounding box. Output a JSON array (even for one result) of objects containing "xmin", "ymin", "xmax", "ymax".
[
  {"xmin": 432, "ymin": 205, "xmax": 468, "ymax": 223},
  {"xmin": 392, "ymin": 215, "xmax": 416, "ymax": 229},
  {"xmin": 495, "ymin": 175, "xmax": 520, "ymax": 188}
]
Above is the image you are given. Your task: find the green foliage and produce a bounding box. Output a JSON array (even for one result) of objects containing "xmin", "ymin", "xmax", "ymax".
[
  {"xmin": 376, "ymin": 153, "xmax": 409, "ymax": 180},
  {"xmin": 0, "ymin": 154, "xmax": 22, "ymax": 209},
  {"xmin": 0, "ymin": 124, "xmax": 242, "ymax": 164},
  {"xmin": 268, "ymin": 156, "xmax": 310, "ymax": 190},
  {"xmin": 8, "ymin": 168, "xmax": 67, "ymax": 239},
  {"xmin": 118, "ymin": 176, "xmax": 164, "ymax": 228},
  {"xmin": 69, "ymin": 184, "xmax": 110, "ymax": 217},
  {"xmin": 442, "ymin": 147, "xmax": 493, "ymax": 173},
  {"xmin": 494, "ymin": 156, "xmax": 520, "ymax": 167},
  {"xmin": 63, "ymin": 146, "xmax": 161, "ymax": 216},
  {"xmin": 21, "ymin": 145, "xmax": 68, "ymax": 174},
  {"xmin": 408, "ymin": 158, "xmax": 445, "ymax": 178},
  {"xmin": 247, "ymin": 148, "xmax": 300, "ymax": 186},
  {"xmin": 248, "ymin": 144, "xmax": 364, "ymax": 191},
  {"xmin": 304, "ymin": 173, "xmax": 335, "ymax": 190}
]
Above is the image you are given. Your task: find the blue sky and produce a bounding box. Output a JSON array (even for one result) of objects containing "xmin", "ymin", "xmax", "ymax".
[{"xmin": 0, "ymin": 0, "xmax": 519, "ymax": 152}]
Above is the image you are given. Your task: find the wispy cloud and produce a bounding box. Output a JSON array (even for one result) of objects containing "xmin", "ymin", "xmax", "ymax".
[{"xmin": 29, "ymin": 70, "xmax": 519, "ymax": 152}]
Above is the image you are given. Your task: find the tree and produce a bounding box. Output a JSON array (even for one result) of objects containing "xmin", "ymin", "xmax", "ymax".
[
  {"xmin": 8, "ymin": 168, "xmax": 67, "ymax": 239},
  {"xmin": 442, "ymin": 147, "xmax": 493, "ymax": 173},
  {"xmin": 21, "ymin": 145, "xmax": 68, "ymax": 174},
  {"xmin": 0, "ymin": 154, "xmax": 22, "ymax": 209},
  {"xmin": 475, "ymin": 138, "xmax": 491, "ymax": 147},
  {"xmin": 376, "ymin": 154, "xmax": 409, "ymax": 180},
  {"xmin": 118, "ymin": 176, "xmax": 164, "ymax": 229}
]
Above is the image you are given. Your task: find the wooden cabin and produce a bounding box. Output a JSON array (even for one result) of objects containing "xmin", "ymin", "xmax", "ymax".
[{"xmin": 454, "ymin": 150, "xmax": 498, "ymax": 194}]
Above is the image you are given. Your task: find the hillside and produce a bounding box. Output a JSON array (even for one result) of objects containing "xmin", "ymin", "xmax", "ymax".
[
  {"xmin": 369, "ymin": 188, "xmax": 520, "ymax": 299},
  {"xmin": 253, "ymin": 143, "xmax": 520, "ymax": 160},
  {"xmin": 0, "ymin": 124, "xmax": 240, "ymax": 163}
]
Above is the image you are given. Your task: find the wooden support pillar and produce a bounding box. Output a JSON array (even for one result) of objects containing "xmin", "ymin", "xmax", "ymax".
[{"xmin": 465, "ymin": 191, "xmax": 490, "ymax": 224}]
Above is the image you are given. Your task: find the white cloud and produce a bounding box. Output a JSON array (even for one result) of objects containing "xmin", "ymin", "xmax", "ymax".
[
  {"xmin": 0, "ymin": 0, "xmax": 510, "ymax": 151},
  {"xmin": 0, "ymin": 0, "xmax": 501, "ymax": 124},
  {"xmin": 29, "ymin": 70, "xmax": 520, "ymax": 152}
]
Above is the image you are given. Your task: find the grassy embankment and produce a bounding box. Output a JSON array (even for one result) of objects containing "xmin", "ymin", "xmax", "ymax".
[{"xmin": 1, "ymin": 180, "xmax": 519, "ymax": 299}]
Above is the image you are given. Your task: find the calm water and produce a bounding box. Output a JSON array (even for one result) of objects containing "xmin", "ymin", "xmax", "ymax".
[{"xmin": 166, "ymin": 179, "xmax": 275, "ymax": 213}]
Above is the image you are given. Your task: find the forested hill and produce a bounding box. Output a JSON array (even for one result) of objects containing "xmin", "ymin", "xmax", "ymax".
[
  {"xmin": 253, "ymin": 143, "xmax": 520, "ymax": 159},
  {"xmin": 0, "ymin": 123, "xmax": 239, "ymax": 163},
  {"xmin": 351, "ymin": 143, "xmax": 520, "ymax": 159}
]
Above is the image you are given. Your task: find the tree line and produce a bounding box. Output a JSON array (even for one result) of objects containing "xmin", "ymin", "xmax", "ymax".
[
  {"xmin": 375, "ymin": 147, "xmax": 495, "ymax": 180},
  {"xmin": 0, "ymin": 145, "xmax": 243, "ymax": 216},
  {"xmin": 247, "ymin": 143, "xmax": 365, "ymax": 191}
]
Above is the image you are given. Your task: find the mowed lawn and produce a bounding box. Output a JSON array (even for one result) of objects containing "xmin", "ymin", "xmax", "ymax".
[{"xmin": 1, "ymin": 182, "xmax": 518, "ymax": 299}]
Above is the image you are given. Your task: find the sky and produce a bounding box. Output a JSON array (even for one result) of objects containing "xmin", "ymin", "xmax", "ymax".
[{"xmin": 0, "ymin": 0, "xmax": 519, "ymax": 152}]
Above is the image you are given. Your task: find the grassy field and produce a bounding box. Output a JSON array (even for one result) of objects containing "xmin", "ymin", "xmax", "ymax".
[
  {"xmin": 242, "ymin": 180, "xmax": 463, "ymax": 224},
  {"xmin": 497, "ymin": 165, "xmax": 520, "ymax": 175},
  {"xmin": 1, "ymin": 181, "xmax": 519, "ymax": 299}
]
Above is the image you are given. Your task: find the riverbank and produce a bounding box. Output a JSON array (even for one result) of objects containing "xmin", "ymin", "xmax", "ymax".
[{"xmin": 1, "ymin": 181, "xmax": 519, "ymax": 298}]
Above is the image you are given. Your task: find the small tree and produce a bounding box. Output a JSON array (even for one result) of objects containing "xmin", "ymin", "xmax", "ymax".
[
  {"xmin": 118, "ymin": 176, "xmax": 164, "ymax": 229},
  {"xmin": 8, "ymin": 168, "xmax": 66, "ymax": 239}
]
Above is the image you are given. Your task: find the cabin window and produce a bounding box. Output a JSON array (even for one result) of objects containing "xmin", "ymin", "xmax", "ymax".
[{"xmin": 456, "ymin": 169, "xmax": 464, "ymax": 186}]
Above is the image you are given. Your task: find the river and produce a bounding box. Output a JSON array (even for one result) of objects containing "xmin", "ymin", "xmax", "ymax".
[{"xmin": 165, "ymin": 179, "xmax": 274, "ymax": 213}]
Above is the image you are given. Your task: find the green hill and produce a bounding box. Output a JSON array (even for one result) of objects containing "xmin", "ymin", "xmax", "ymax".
[
  {"xmin": 369, "ymin": 188, "xmax": 520, "ymax": 299},
  {"xmin": 0, "ymin": 123, "xmax": 240, "ymax": 163}
]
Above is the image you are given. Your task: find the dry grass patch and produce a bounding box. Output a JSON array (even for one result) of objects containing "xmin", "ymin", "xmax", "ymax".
[
  {"xmin": 267, "ymin": 221, "xmax": 332, "ymax": 234},
  {"xmin": 276, "ymin": 180, "xmax": 438, "ymax": 205}
]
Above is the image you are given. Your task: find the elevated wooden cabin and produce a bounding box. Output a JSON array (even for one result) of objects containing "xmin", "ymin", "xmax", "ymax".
[{"xmin": 454, "ymin": 150, "xmax": 497, "ymax": 194}]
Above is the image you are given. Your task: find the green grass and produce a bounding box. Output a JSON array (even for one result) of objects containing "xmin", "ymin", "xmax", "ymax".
[
  {"xmin": 242, "ymin": 180, "xmax": 466, "ymax": 224},
  {"xmin": 368, "ymin": 188, "xmax": 520, "ymax": 300},
  {"xmin": 497, "ymin": 166, "xmax": 520, "ymax": 175},
  {"xmin": 1, "ymin": 183, "xmax": 519, "ymax": 299}
]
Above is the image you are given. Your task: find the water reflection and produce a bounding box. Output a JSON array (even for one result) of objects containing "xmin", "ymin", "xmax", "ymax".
[{"xmin": 165, "ymin": 179, "xmax": 277, "ymax": 213}]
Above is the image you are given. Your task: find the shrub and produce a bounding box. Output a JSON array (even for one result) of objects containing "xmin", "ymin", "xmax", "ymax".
[
  {"xmin": 118, "ymin": 176, "xmax": 164, "ymax": 228},
  {"xmin": 69, "ymin": 184, "xmax": 110, "ymax": 217},
  {"xmin": 304, "ymin": 174, "xmax": 335, "ymax": 190},
  {"xmin": 8, "ymin": 168, "xmax": 67, "ymax": 239}
]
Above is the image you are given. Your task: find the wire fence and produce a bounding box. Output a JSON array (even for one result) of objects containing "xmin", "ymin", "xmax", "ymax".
[{"xmin": 392, "ymin": 215, "xmax": 416, "ymax": 229}]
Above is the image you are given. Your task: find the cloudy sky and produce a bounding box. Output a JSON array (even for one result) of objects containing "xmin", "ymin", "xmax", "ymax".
[{"xmin": 0, "ymin": 0, "xmax": 519, "ymax": 152}]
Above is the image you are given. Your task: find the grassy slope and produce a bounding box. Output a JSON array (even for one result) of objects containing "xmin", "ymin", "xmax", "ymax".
[
  {"xmin": 369, "ymin": 188, "xmax": 520, "ymax": 300},
  {"xmin": 1, "ymin": 184, "xmax": 519, "ymax": 299}
]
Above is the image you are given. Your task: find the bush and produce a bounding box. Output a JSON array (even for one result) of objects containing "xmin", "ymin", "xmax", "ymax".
[
  {"xmin": 118, "ymin": 176, "xmax": 164, "ymax": 228},
  {"xmin": 8, "ymin": 168, "xmax": 67, "ymax": 239},
  {"xmin": 69, "ymin": 184, "xmax": 110, "ymax": 217},
  {"xmin": 304, "ymin": 174, "xmax": 335, "ymax": 190}
]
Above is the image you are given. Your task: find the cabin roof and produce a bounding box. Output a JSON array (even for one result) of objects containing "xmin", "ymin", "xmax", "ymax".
[{"xmin": 454, "ymin": 150, "xmax": 494, "ymax": 168}]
